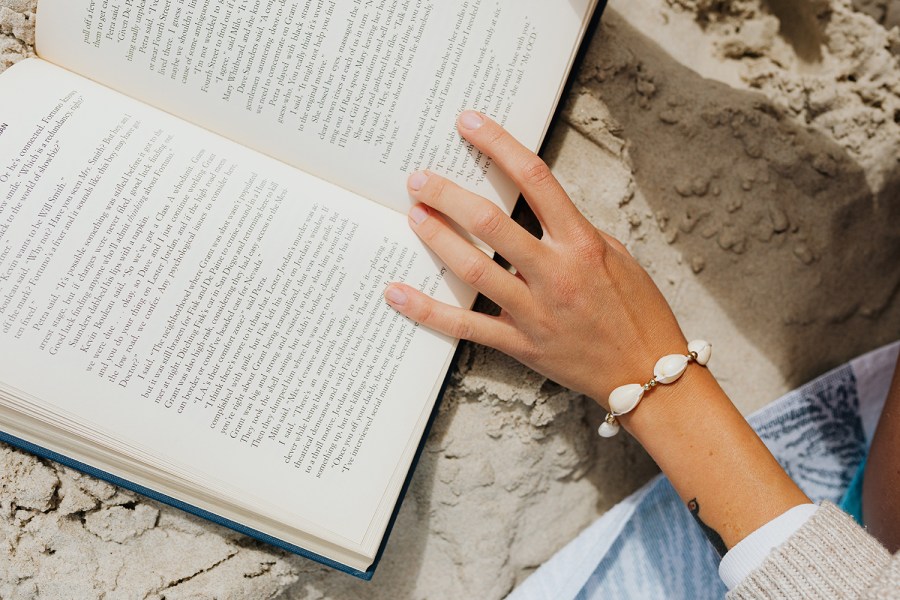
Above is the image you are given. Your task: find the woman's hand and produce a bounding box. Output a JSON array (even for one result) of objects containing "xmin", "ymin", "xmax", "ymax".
[
  {"xmin": 384, "ymin": 111, "xmax": 811, "ymax": 551},
  {"xmin": 384, "ymin": 111, "xmax": 687, "ymax": 409}
]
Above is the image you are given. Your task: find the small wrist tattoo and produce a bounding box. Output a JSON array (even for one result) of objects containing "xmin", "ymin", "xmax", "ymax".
[{"xmin": 688, "ymin": 498, "xmax": 728, "ymax": 558}]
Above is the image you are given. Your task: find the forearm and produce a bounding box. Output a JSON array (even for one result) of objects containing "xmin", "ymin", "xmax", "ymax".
[
  {"xmin": 619, "ymin": 365, "xmax": 810, "ymax": 552},
  {"xmin": 862, "ymin": 352, "xmax": 900, "ymax": 553}
]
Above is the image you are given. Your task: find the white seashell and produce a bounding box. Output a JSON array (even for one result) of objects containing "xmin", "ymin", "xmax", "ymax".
[
  {"xmin": 598, "ymin": 420, "xmax": 620, "ymax": 437},
  {"xmin": 608, "ymin": 384, "xmax": 645, "ymax": 415},
  {"xmin": 688, "ymin": 340, "xmax": 712, "ymax": 366},
  {"xmin": 654, "ymin": 354, "xmax": 689, "ymax": 384}
]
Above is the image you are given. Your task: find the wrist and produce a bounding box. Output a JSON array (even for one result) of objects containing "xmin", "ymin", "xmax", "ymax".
[
  {"xmin": 595, "ymin": 339, "xmax": 709, "ymax": 437},
  {"xmin": 615, "ymin": 363, "xmax": 810, "ymax": 548},
  {"xmin": 616, "ymin": 361, "xmax": 722, "ymax": 443}
]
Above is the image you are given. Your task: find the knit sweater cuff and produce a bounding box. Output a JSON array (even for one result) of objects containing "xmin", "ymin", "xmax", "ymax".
[{"xmin": 728, "ymin": 502, "xmax": 891, "ymax": 599}]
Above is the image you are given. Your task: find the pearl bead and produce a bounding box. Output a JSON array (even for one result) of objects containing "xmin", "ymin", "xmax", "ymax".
[
  {"xmin": 598, "ymin": 420, "xmax": 620, "ymax": 437},
  {"xmin": 688, "ymin": 340, "xmax": 712, "ymax": 366}
]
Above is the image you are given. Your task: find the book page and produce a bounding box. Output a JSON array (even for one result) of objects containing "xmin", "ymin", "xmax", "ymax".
[
  {"xmin": 0, "ymin": 59, "xmax": 468, "ymax": 552},
  {"xmin": 35, "ymin": 0, "xmax": 596, "ymax": 215}
]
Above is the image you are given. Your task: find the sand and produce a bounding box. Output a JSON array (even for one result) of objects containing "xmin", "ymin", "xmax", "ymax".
[{"xmin": 1, "ymin": 0, "xmax": 898, "ymax": 598}]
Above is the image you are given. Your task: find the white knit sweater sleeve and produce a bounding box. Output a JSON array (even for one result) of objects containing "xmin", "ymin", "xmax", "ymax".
[
  {"xmin": 719, "ymin": 504, "xmax": 819, "ymax": 590},
  {"xmin": 728, "ymin": 502, "xmax": 900, "ymax": 599}
]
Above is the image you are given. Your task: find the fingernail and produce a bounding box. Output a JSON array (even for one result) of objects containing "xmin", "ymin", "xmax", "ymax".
[
  {"xmin": 385, "ymin": 286, "xmax": 408, "ymax": 306},
  {"xmin": 459, "ymin": 111, "xmax": 484, "ymax": 130},
  {"xmin": 409, "ymin": 204, "xmax": 428, "ymax": 225},
  {"xmin": 409, "ymin": 171, "xmax": 429, "ymax": 191}
]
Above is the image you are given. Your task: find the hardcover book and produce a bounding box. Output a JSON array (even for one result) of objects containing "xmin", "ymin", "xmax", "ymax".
[{"xmin": 0, "ymin": 0, "xmax": 601, "ymax": 578}]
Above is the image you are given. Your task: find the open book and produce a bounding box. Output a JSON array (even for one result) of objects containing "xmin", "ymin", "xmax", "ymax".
[{"xmin": 0, "ymin": 0, "xmax": 600, "ymax": 578}]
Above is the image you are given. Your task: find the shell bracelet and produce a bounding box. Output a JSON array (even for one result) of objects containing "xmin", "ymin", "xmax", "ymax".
[{"xmin": 598, "ymin": 340, "xmax": 712, "ymax": 438}]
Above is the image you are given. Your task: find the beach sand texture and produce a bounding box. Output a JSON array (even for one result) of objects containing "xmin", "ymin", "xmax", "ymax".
[{"xmin": 1, "ymin": 0, "xmax": 898, "ymax": 598}]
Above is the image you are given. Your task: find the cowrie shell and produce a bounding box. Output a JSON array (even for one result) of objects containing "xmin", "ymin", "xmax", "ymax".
[
  {"xmin": 608, "ymin": 384, "xmax": 645, "ymax": 415},
  {"xmin": 598, "ymin": 420, "xmax": 620, "ymax": 437},
  {"xmin": 688, "ymin": 340, "xmax": 712, "ymax": 366},
  {"xmin": 654, "ymin": 354, "xmax": 689, "ymax": 384}
]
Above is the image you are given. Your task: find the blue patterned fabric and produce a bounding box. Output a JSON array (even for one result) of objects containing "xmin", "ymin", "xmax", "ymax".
[
  {"xmin": 510, "ymin": 342, "xmax": 898, "ymax": 600},
  {"xmin": 750, "ymin": 364, "xmax": 866, "ymax": 504},
  {"xmin": 838, "ymin": 455, "xmax": 867, "ymax": 526},
  {"xmin": 576, "ymin": 480, "xmax": 726, "ymax": 599}
]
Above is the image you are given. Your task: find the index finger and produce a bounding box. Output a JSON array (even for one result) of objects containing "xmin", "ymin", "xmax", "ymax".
[{"xmin": 457, "ymin": 111, "xmax": 589, "ymax": 239}]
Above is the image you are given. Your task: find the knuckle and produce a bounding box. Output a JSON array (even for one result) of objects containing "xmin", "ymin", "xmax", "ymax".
[
  {"xmin": 414, "ymin": 299, "xmax": 435, "ymax": 325},
  {"xmin": 462, "ymin": 255, "xmax": 490, "ymax": 287},
  {"xmin": 426, "ymin": 176, "xmax": 449, "ymax": 203},
  {"xmin": 572, "ymin": 228, "xmax": 608, "ymax": 260},
  {"xmin": 449, "ymin": 317, "xmax": 475, "ymax": 341},
  {"xmin": 606, "ymin": 236, "xmax": 632, "ymax": 257},
  {"xmin": 485, "ymin": 126, "xmax": 507, "ymax": 148},
  {"xmin": 473, "ymin": 205, "xmax": 505, "ymax": 239},
  {"xmin": 515, "ymin": 338, "xmax": 542, "ymax": 364},
  {"xmin": 552, "ymin": 272, "xmax": 580, "ymax": 306},
  {"xmin": 521, "ymin": 157, "xmax": 553, "ymax": 188},
  {"xmin": 416, "ymin": 218, "xmax": 441, "ymax": 244}
]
